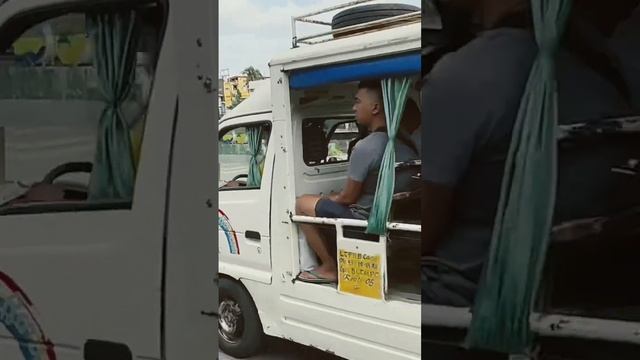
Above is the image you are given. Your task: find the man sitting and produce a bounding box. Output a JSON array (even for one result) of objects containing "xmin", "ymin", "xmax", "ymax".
[
  {"xmin": 421, "ymin": 0, "xmax": 635, "ymax": 306},
  {"xmin": 295, "ymin": 80, "xmax": 419, "ymax": 284}
]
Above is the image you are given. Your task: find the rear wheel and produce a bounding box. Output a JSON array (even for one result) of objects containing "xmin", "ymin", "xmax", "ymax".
[{"xmin": 218, "ymin": 277, "xmax": 265, "ymax": 358}]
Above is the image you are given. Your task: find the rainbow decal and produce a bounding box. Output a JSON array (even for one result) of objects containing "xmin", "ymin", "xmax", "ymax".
[
  {"xmin": 0, "ymin": 272, "xmax": 56, "ymax": 360},
  {"xmin": 218, "ymin": 209, "xmax": 240, "ymax": 255}
]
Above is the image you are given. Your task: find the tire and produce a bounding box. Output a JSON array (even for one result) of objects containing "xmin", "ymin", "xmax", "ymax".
[
  {"xmin": 218, "ymin": 277, "xmax": 265, "ymax": 358},
  {"xmin": 331, "ymin": 4, "xmax": 419, "ymax": 30}
]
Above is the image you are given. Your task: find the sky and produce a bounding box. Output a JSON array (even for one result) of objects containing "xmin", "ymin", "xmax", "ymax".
[{"xmin": 219, "ymin": 0, "xmax": 421, "ymax": 77}]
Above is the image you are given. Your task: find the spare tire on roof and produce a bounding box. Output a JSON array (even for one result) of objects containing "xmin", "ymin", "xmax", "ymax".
[{"xmin": 331, "ymin": 3, "xmax": 419, "ymax": 37}]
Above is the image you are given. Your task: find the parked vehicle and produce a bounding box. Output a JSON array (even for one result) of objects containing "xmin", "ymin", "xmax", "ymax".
[
  {"xmin": 0, "ymin": 0, "xmax": 217, "ymax": 359},
  {"xmin": 218, "ymin": 2, "xmax": 422, "ymax": 359}
]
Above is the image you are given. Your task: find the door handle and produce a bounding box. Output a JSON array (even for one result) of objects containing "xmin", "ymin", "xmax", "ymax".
[
  {"xmin": 245, "ymin": 230, "xmax": 261, "ymax": 240},
  {"xmin": 84, "ymin": 339, "xmax": 132, "ymax": 360}
]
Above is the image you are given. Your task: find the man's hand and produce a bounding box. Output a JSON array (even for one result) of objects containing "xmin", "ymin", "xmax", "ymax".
[
  {"xmin": 330, "ymin": 179, "xmax": 363, "ymax": 206},
  {"xmin": 327, "ymin": 192, "xmax": 340, "ymax": 202},
  {"xmin": 14, "ymin": 183, "xmax": 66, "ymax": 203},
  {"xmin": 220, "ymin": 180, "xmax": 245, "ymax": 189}
]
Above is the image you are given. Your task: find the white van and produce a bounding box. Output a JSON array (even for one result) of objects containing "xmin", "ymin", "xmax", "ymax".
[
  {"xmin": 0, "ymin": 0, "xmax": 217, "ymax": 359},
  {"xmin": 218, "ymin": 2, "xmax": 422, "ymax": 359}
]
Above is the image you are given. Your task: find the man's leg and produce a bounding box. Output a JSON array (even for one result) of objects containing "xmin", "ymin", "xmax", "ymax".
[{"xmin": 295, "ymin": 195, "xmax": 337, "ymax": 280}]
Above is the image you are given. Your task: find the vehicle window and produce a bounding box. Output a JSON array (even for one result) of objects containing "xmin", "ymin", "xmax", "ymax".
[
  {"xmin": 302, "ymin": 118, "xmax": 359, "ymax": 166},
  {"xmin": 0, "ymin": 4, "xmax": 163, "ymax": 214},
  {"xmin": 219, "ymin": 123, "xmax": 271, "ymax": 190}
]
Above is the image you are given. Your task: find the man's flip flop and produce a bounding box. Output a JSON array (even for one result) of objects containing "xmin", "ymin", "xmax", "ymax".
[{"xmin": 296, "ymin": 270, "xmax": 336, "ymax": 284}]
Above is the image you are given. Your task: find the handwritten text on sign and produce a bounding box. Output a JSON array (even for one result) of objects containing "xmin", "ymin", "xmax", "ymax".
[{"xmin": 338, "ymin": 250, "xmax": 382, "ymax": 300}]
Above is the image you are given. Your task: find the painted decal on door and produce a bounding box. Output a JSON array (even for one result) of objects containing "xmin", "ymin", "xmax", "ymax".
[
  {"xmin": 218, "ymin": 209, "xmax": 240, "ymax": 255},
  {"xmin": 0, "ymin": 271, "xmax": 56, "ymax": 360}
]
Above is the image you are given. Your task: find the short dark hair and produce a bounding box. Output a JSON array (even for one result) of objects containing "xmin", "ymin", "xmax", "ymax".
[{"xmin": 357, "ymin": 79, "xmax": 383, "ymax": 102}]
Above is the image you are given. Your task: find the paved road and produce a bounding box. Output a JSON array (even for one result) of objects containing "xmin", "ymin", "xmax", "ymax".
[{"xmin": 219, "ymin": 336, "xmax": 344, "ymax": 360}]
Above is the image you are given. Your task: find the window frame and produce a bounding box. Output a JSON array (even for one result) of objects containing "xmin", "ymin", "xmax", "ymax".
[
  {"xmin": 301, "ymin": 116, "xmax": 360, "ymax": 167},
  {"xmin": 0, "ymin": 0, "xmax": 167, "ymax": 216},
  {"xmin": 218, "ymin": 120, "xmax": 272, "ymax": 192},
  {"xmin": 0, "ymin": 0, "xmax": 167, "ymax": 54}
]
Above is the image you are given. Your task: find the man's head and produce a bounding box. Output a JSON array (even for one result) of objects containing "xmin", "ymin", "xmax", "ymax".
[
  {"xmin": 353, "ymin": 80, "xmax": 385, "ymax": 130},
  {"xmin": 401, "ymin": 98, "xmax": 421, "ymax": 133}
]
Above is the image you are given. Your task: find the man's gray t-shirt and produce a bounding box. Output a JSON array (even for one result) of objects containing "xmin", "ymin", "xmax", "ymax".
[
  {"xmin": 422, "ymin": 28, "xmax": 632, "ymax": 306},
  {"xmin": 348, "ymin": 131, "xmax": 419, "ymax": 217}
]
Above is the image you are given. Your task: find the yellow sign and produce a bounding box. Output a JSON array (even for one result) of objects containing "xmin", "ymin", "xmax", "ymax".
[
  {"xmin": 56, "ymin": 35, "xmax": 88, "ymax": 66},
  {"xmin": 12, "ymin": 35, "xmax": 89, "ymax": 66},
  {"xmin": 338, "ymin": 249, "xmax": 383, "ymax": 300}
]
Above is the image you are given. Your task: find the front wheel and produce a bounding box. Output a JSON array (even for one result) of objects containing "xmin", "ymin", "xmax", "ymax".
[{"xmin": 218, "ymin": 277, "xmax": 265, "ymax": 358}]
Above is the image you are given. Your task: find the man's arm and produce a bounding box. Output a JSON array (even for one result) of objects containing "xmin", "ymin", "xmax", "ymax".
[
  {"xmin": 328, "ymin": 178, "xmax": 363, "ymax": 205},
  {"xmin": 337, "ymin": 136, "xmax": 374, "ymax": 206},
  {"xmin": 422, "ymin": 181, "xmax": 455, "ymax": 256}
]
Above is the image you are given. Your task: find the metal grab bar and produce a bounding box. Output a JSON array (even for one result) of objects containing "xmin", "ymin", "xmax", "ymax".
[
  {"xmin": 422, "ymin": 304, "xmax": 640, "ymax": 345},
  {"xmin": 291, "ymin": 214, "xmax": 421, "ymax": 233}
]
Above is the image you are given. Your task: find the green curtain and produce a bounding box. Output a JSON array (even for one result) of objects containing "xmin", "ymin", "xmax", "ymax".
[
  {"xmin": 87, "ymin": 10, "xmax": 140, "ymax": 200},
  {"xmin": 366, "ymin": 77, "xmax": 412, "ymax": 235},
  {"xmin": 466, "ymin": 0, "xmax": 572, "ymax": 354},
  {"xmin": 247, "ymin": 126, "xmax": 263, "ymax": 187}
]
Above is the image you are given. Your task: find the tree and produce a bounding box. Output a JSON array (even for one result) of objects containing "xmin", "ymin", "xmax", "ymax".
[
  {"xmin": 229, "ymin": 89, "xmax": 243, "ymax": 109},
  {"xmin": 242, "ymin": 66, "xmax": 264, "ymax": 82}
]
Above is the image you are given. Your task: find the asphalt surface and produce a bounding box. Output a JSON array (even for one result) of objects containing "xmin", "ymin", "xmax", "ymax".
[{"xmin": 219, "ymin": 336, "xmax": 344, "ymax": 360}]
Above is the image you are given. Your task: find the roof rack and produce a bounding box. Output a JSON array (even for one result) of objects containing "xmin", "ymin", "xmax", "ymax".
[{"xmin": 291, "ymin": 0, "xmax": 421, "ymax": 48}]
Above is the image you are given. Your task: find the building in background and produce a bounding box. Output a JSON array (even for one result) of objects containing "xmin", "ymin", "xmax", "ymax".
[
  {"xmin": 223, "ymin": 75, "xmax": 250, "ymax": 109},
  {"xmin": 218, "ymin": 78, "xmax": 225, "ymax": 117},
  {"xmin": 219, "ymin": 72, "xmax": 269, "ymax": 118}
]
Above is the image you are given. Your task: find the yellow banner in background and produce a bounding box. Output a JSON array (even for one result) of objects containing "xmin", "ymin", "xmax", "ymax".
[
  {"xmin": 338, "ymin": 250, "xmax": 383, "ymax": 300},
  {"xmin": 12, "ymin": 38, "xmax": 43, "ymax": 55},
  {"xmin": 56, "ymin": 35, "xmax": 88, "ymax": 65},
  {"xmin": 12, "ymin": 35, "xmax": 88, "ymax": 66}
]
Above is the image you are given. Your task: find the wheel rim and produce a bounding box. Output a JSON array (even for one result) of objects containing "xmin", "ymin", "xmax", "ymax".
[{"xmin": 218, "ymin": 298, "xmax": 244, "ymax": 344}]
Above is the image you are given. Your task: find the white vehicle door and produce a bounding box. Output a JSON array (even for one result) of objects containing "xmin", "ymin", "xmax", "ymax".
[
  {"xmin": 0, "ymin": 0, "xmax": 176, "ymax": 359},
  {"xmin": 218, "ymin": 116, "xmax": 274, "ymax": 283},
  {"xmin": 163, "ymin": 0, "xmax": 218, "ymax": 357}
]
